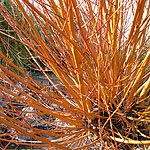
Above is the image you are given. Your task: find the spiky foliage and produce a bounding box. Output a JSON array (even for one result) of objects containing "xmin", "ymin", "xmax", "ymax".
[{"xmin": 0, "ymin": 0, "xmax": 150, "ymax": 149}]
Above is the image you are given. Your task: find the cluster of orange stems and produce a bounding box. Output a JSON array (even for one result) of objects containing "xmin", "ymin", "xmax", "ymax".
[{"xmin": 0, "ymin": 0, "xmax": 150, "ymax": 149}]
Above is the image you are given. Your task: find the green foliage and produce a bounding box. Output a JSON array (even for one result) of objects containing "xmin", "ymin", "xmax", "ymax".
[{"xmin": 0, "ymin": 1, "xmax": 28, "ymax": 72}]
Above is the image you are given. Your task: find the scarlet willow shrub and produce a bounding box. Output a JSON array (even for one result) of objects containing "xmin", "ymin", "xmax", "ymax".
[{"xmin": 0, "ymin": 0, "xmax": 150, "ymax": 149}]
